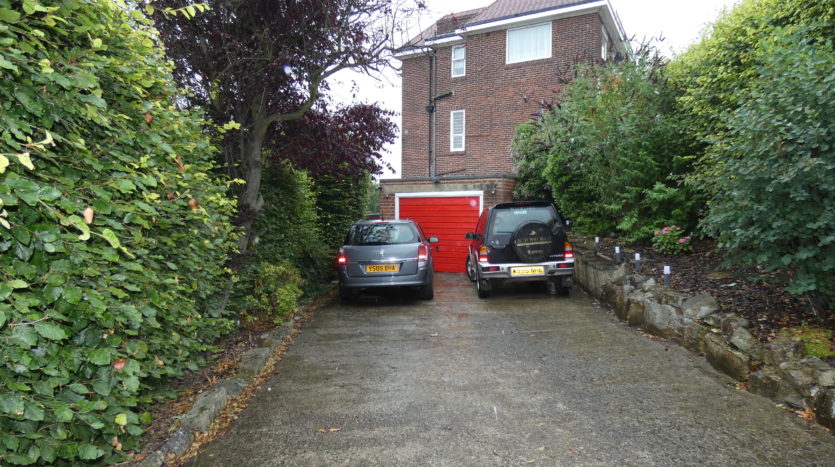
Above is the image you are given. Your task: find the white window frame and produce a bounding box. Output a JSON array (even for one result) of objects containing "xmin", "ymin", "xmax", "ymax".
[
  {"xmin": 450, "ymin": 110, "xmax": 465, "ymax": 152},
  {"xmin": 451, "ymin": 45, "xmax": 466, "ymax": 77},
  {"xmin": 506, "ymin": 22, "xmax": 552, "ymax": 64},
  {"xmin": 601, "ymin": 26, "xmax": 609, "ymax": 59}
]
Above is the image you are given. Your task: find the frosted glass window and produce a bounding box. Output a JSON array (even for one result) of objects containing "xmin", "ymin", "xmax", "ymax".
[
  {"xmin": 450, "ymin": 110, "xmax": 465, "ymax": 151},
  {"xmin": 452, "ymin": 45, "xmax": 466, "ymax": 77},
  {"xmin": 506, "ymin": 22, "xmax": 551, "ymax": 64}
]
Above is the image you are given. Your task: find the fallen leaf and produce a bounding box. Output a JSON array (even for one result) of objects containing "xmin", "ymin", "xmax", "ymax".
[
  {"xmin": 329, "ymin": 428, "xmax": 341, "ymax": 433},
  {"xmin": 83, "ymin": 207, "xmax": 94, "ymax": 224}
]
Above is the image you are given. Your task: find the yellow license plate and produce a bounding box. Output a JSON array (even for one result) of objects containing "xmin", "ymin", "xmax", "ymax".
[
  {"xmin": 511, "ymin": 266, "xmax": 545, "ymax": 276},
  {"xmin": 366, "ymin": 264, "xmax": 399, "ymax": 273}
]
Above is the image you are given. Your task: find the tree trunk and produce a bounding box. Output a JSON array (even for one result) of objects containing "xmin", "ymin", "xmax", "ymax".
[{"xmin": 216, "ymin": 116, "xmax": 269, "ymax": 313}]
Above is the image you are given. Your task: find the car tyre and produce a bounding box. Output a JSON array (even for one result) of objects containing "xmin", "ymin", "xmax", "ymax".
[
  {"xmin": 339, "ymin": 284, "xmax": 357, "ymax": 302},
  {"xmin": 418, "ymin": 275, "xmax": 434, "ymax": 300},
  {"xmin": 476, "ymin": 273, "xmax": 491, "ymax": 299},
  {"xmin": 465, "ymin": 255, "xmax": 477, "ymax": 282}
]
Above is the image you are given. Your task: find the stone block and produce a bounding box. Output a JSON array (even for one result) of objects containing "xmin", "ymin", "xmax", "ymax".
[
  {"xmin": 779, "ymin": 356, "xmax": 832, "ymax": 399},
  {"xmin": 814, "ymin": 389, "xmax": 835, "ymax": 430},
  {"xmin": 730, "ymin": 327, "xmax": 761, "ymax": 358},
  {"xmin": 137, "ymin": 450, "xmax": 164, "ymax": 467},
  {"xmin": 161, "ymin": 428, "xmax": 193, "ymax": 456},
  {"xmin": 626, "ymin": 299, "xmax": 646, "ymax": 327},
  {"xmin": 763, "ymin": 336, "xmax": 806, "ymax": 367},
  {"xmin": 749, "ymin": 368, "xmax": 801, "ymax": 401},
  {"xmin": 679, "ymin": 318, "xmax": 709, "ymax": 354},
  {"xmin": 721, "ymin": 314, "xmax": 749, "ymax": 334},
  {"xmin": 642, "ymin": 300, "xmax": 683, "ymax": 340},
  {"xmin": 181, "ymin": 387, "xmax": 230, "ymax": 433},
  {"xmin": 704, "ymin": 332, "xmax": 750, "ymax": 380},
  {"xmin": 216, "ymin": 376, "xmax": 248, "ymax": 398},
  {"xmin": 239, "ymin": 347, "xmax": 272, "ymax": 378},
  {"xmin": 681, "ymin": 293, "xmax": 719, "ymax": 320}
]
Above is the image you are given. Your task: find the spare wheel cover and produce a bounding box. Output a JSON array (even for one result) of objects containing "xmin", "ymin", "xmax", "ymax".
[{"xmin": 511, "ymin": 221, "xmax": 553, "ymax": 263}]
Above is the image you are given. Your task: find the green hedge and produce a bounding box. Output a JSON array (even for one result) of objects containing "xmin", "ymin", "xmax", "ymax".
[
  {"xmin": 512, "ymin": 47, "xmax": 700, "ymax": 241},
  {"xmin": 0, "ymin": 0, "xmax": 236, "ymax": 463}
]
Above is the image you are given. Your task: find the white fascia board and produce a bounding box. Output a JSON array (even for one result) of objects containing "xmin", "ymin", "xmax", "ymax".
[
  {"xmin": 393, "ymin": 46, "xmax": 434, "ymax": 60},
  {"xmin": 600, "ymin": 0, "xmax": 630, "ymax": 54},
  {"xmin": 425, "ymin": 35, "xmax": 465, "ymax": 47},
  {"xmin": 456, "ymin": 0, "xmax": 608, "ymax": 35}
]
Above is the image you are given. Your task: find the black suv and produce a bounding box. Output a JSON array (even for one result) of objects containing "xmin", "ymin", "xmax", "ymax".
[{"xmin": 464, "ymin": 201, "xmax": 574, "ymax": 298}]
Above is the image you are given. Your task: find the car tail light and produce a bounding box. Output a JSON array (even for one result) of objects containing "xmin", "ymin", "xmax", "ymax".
[
  {"xmin": 418, "ymin": 244, "xmax": 428, "ymax": 261},
  {"xmin": 564, "ymin": 241, "xmax": 574, "ymax": 259},
  {"xmin": 478, "ymin": 245, "xmax": 489, "ymax": 263},
  {"xmin": 337, "ymin": 249, "xmax": 347, "ymax": 265}
]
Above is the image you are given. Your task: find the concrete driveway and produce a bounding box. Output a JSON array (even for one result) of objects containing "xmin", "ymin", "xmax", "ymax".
[{"xmin": 191, "ymin": 274, "xmax": 835, "ymax": 466}]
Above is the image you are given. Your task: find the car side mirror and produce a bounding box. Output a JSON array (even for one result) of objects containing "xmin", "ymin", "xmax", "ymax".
[
  {"xmin": 465, "ymin": 232, "xmax": 475, "ymax": 240},
  {"xmin": 428, "ymin": 237, "xmax": 439, "ymax": 243}
]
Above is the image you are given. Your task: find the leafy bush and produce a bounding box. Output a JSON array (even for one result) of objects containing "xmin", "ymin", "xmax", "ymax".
[
  {"xmin": 241, "ymin": 262, "xmax": 303, "ymax": 324},
  {"xmin": 314, "ymin": 172, "xmax": 371, "ymax": 253},
  {"xmin": 698, "ymin": 25, "xmax": 835, "ymax": 307},
  {"xmin": 512, "ymin": 45, "xmax": 701, "ymax": 241},
  {"xmin": 0, "ymin": 1, "xmax": 235, "ymax": 463},
  {"xmin": 651, "ymin": 226, "xmax": 693, "ymax": 255},
  {"xmin": 248, "ymin": 163, "xmax": 330, "ymax": 291},
  {"xmin": 669, "ymin": 0, "xmax": 835, "ymax": 149}
]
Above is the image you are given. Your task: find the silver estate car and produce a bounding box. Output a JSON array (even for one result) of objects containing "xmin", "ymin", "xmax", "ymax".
[{"xmin": 337, "ymin": 219, "xmax": 438, "ymax": 301}]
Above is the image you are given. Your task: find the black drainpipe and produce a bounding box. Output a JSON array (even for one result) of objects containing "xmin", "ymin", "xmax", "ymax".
[{"xmin": 427, "ymin": 49, "xmax": 437, "ymax": 179}]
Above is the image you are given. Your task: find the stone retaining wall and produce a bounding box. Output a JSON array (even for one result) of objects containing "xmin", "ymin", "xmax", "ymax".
[{"xmin": 574, "ymin": 247, "xmax": 835, "ymax": 430}]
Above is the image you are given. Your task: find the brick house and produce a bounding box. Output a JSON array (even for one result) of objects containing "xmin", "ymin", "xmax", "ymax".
[{"xmin": 380, "ymin": 0, "xmax": 627, "ymax": 272}]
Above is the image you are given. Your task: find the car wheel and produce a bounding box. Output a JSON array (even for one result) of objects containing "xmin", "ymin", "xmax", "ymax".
[
  {"xmin": 465, "ymin": 255, "xmax": 477, "ymax": 282},
  {"xmin": 339, "ymin": 284, "xmax": 356, "ymax": 302},
  {"xmin": 559, "ymin": 276, "xmax": 571, "ymax": 296},
  {"xmin": 418, "ymin": 276, "xmax": 434, "ymax": 300},
  {"xmin": 475, "ymin": 274, "xmax": 491, "ymax": 299},
  {"xmin": 511, "ymin": 221, "xmax": 553, "ymax": 263}
]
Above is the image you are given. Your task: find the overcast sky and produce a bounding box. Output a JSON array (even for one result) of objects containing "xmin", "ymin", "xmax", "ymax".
[{"xmin": 327, "ymin": 0, "xmax": 741, "ymax": 178}]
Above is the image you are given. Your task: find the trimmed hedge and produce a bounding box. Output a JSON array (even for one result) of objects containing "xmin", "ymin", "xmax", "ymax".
[{"xmin": 0, "ymin": 0, "xmax": 236, "ymax": 463}]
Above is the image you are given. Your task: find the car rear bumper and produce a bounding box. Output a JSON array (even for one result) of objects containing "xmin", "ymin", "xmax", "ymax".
[
  {"xmin": 339, "ymin": 266, "xmax": 431, "ymax": 289},
  {"xmin": 477, "ymin": 260, "xmax": 574, "ymax": 281}
]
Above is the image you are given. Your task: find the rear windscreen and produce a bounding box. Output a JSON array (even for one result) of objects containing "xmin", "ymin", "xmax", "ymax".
[{"xmin": 347, "ymin": 224, "xmax": 419, "ymax": 245}]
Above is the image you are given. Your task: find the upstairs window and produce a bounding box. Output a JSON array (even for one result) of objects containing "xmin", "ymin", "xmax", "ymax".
[
  {"xmin": 506, "ymin": 22, "xmax": 551, "ymax": 64},
  {"xmin": 451, "ymin": 45, "xmax": 466, "ymax": 77},
  {"xmin": 601, "ymin": 26, "xmax": 610, "ymax": 59},
  {"xmin": 450, "ymin": 110, "xmax": 465, "ymax": 151}
]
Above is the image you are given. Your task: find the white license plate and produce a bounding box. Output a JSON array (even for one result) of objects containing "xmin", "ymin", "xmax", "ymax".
[{"xmin": 511, "ymin": 266, "xmax": 545, "ymax": 276}]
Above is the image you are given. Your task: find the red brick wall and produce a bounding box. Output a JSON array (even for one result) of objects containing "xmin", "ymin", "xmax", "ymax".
[
  {"xmin": 400, "ymin": 13, "xmax": 603, "ymax": 179},
  {"xmin": 401, "ymin": 55, "xmax": 431, "ymax": 178}
]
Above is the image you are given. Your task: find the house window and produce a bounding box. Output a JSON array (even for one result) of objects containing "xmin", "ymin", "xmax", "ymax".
[
  {"xmin": 506, "ymin": 22, "xmax": 551, "ymax": 64},
  {"xmin": 601, "ymin": 26, "xmax": 609, "ymax": 59},
  {"xmin": 451, "ymin": 45, "xmax": 466, "ymax": 77},
  {"xmin": 450, "ymin": 110, "xmax": 465, "ymax": 151}
]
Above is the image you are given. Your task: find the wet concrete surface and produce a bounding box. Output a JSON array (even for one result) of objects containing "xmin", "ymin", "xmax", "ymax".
[{"xmin": 191, "ymin": 273, "xmax": 835, "ymax": 466}]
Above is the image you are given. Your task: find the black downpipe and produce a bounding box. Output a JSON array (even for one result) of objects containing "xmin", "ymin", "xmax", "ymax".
[{"xmin": 427, "ymin": 50, "xmax": 436, "ymax": 179}]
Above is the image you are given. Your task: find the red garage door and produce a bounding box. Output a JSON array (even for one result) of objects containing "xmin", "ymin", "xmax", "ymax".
[{"xmin": 398, "ymin": 194, "xmax": 481, "ymax": 273}]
